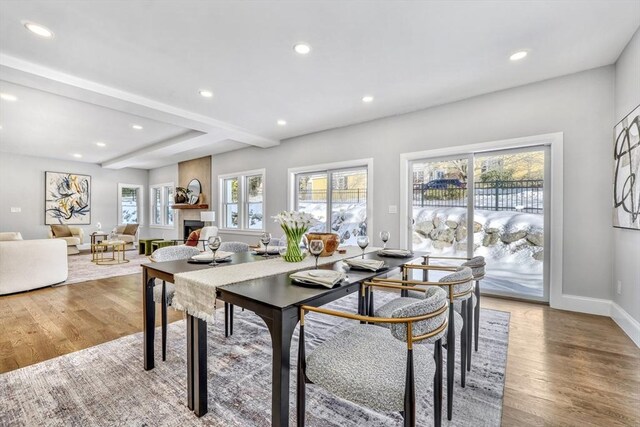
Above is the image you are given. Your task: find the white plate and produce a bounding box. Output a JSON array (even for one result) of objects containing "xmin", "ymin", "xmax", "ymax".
[{"xmin": 308, "ymin": 270, "xmax": 338, "ymax": 278}]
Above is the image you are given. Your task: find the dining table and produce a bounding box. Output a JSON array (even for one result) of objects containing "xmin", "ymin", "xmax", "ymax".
[{"xmin": 141, "ymin": 248, "xmax": 424, "ymax": 426}]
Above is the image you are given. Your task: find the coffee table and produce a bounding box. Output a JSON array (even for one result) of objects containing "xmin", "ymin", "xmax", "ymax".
[{"xmin": 92, "ymin": 240, "xmax": 129, "ymax": 265}]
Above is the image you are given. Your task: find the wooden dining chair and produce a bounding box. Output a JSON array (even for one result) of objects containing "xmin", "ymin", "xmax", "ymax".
[
  {"xmin": 297, "ymin": 284, "xmax": 449, "ymax": 427},
  {"xmin": 370, "ymin": 266, "xmax": 474, "ymax": 421}
]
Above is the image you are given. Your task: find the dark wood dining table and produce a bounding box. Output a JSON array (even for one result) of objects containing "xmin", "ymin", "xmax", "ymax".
[{"xmin": 141, "ymin": 251, "xmax": 422, "ymax": 426}]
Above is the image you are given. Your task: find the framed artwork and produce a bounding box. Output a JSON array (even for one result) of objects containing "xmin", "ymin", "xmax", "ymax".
[
  {"xmin": 613, "ymin": 104, "xmax": 640, "ymax": 230},
  {"xmin": 45, "ymin": 171, "xmax": 92, "ymax": 225}
]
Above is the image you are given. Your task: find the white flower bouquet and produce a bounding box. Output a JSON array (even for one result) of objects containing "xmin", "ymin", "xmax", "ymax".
[{"xmin": 273, "ymin": 211, "xmax": 315, "ymax": 262}]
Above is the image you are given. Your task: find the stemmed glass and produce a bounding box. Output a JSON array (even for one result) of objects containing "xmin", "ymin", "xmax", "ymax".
[
  {"xmin": 379, "ymin": 231, "xmax": 390, "ymax": 249},
  {"xmin": 357, "ymin": 236, "xmax": 369, "ymax": 259},
  {"xmin": 207, "ymin": 236, "xmax": 222, "ymax": 266},
  {"xmin": 260, "ymin": 232, "xmax": 271, "ymax": 257},
  {"xmin": 309, "ymin": 240, "xmax": 324, "ymax": 270}
]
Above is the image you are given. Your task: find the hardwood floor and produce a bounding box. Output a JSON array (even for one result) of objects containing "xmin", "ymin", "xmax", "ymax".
[{"xmin": 1, "ymin": 274, "xmax": 638, "ymax": 426}]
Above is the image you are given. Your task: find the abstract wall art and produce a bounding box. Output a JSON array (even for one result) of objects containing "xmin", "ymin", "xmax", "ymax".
[
  {"xmin": 613, "ymin": 104, "xmax": 640, "ymax": 230},
  {"xmin": 45, "ymin": 171, "xmax": 91, "ymax": 225}
]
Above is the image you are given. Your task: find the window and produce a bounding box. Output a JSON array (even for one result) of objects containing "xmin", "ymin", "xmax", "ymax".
[
  {"xmin": 150, "ymin": 183, "xmax": 174, "ymax": 227},
  {"xmin": 291, "ymin": 160, "xmax": 371, "ymax": 245},
  {"xmin": 118, "ymin": 184, "xmax": 143, "ymax": 225},
  {"xmin": 219, "ymin": 169, "xmax": 265, "ymax": 231}
]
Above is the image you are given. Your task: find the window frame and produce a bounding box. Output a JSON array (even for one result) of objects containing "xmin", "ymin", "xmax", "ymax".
[
  {"xmin": 218, "ymin": 169, "xmax": 266, "ymax": 234},
  {"xmin": 288, "ymin": 158, "xmax": 374, "ymax": 239},
  {"xmin": 117, "ymin": 183, "xmax": 144, "ymax": 225},
  {"xmin": 149, "ymin": 182, "xmax": 175, "ymax": 229}
]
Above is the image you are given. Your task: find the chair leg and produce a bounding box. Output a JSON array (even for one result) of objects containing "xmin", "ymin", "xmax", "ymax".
[
  {"xmin": 434, "ymin": 339, "xmax": 442, "ymax": 427},
  {"xmin": 460, "ymin": 300, "xmax": 467, "ymax": 388},
  {"xmin": 297, "ymin": 323, "xmax": 306, "ymax": 427},
  {"xmin": 474, "ymin": 280, "xmax": 480, "ymax": 352},
  {"xmin": 224, "ymin": 302, "xmax": 229, "ymax": 338},
  {"xmin": 467, "ymin": 297, "xmax": 473, "ymax": 372},
  {"xmin": 446, "ymin": 303, "xmax": 455, "ymax": 421},
  {"xmin": 229, "ymin": 303, "xmax": 234, "ymax": 336},
  {"xmin": 161, "ymin": 280, "xmax": 167, "ymax": 362},
  {"xmin": 403, "ymin": 349, "xmax": 415, "ymax": 427},
  {"xmin": 368, "ymin": 290, "xmax": 375, "ymax": 321}
]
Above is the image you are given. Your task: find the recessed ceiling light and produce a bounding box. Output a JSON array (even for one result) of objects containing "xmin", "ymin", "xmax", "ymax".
[
  {"xmin": 72, "ymin": 153, "xmax": 83, "ymax": 158},
  {"xmin": 96, "ymin": 142, "xmax": 106, "ymax": 147},
  {"xmin": 293, "ymin": 43, "xmax": 311, "ymax": 55},
  {"xmin": 0, "ymin": 93, "xmax": 17, "ymax": 101},
  {"xmin": 199, "ymin": 90, "xmax": 213, "ymax": 98},
  {"xmin": 277, "ymin": 119, "xmax": 287, "ymax": 126},
  {"xmin": 362, "ymin": 95, "xmax": 374, "ymax": 103},
  {"xmin": 132, "ymin": 124, "xmax": 143, "ymax": 130},
  {"xmin": 509, "ymin": 51, "xmax": 528, "ymax": 61},
  {"xmin": 23, "ymin": 21, "xmax": 54, "ymax": 38}
]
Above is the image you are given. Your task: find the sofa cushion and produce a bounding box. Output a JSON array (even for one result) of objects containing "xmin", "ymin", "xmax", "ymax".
[
  {"xmin": 58, "ymin": 236, "xmax": 81, "ymax": 246},
  {"xmin": 0, "ymin": 232, "xmax": 23, "ymax": 241},
  {"xmin": 119, "ymin": 235, "xmax": 135, "ymax": 244},
  {"xmin": 185, "ymin": 229, "xmax": 201, "ymax": 247},
  {"xmin": 123, "ymin": 224, "xmax": 139, "ymax": 236},
  {"xmin": 51, "ymin": 224, "xmax": 72, "ymax": 237}
]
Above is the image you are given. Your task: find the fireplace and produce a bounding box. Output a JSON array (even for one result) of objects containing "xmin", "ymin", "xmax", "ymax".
[{"xmin": 183, "ymin": 220, "xmax": 205, "ymax": 241}]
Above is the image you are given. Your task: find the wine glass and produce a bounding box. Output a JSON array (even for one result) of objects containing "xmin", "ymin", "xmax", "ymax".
[
  {"xmin": 208, "ymin": 236, "xmax": 222, "ymax": 266},
  {"xmin": 379, "ymin": 231, "xmax": 390, "ymax": 249},
  {"xmin": 357, "ymin": 236, "xmax": 369, "ymax": 259},
  {"xmin": 260, "ymin": 232, "xmax": 271, "ymax": 257},
  {"xmin": 309, "ymin": 240, "xmax": 324, "ymax": 269}
]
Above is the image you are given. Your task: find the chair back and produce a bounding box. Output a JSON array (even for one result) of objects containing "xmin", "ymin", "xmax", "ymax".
[
  {"xmin": 151, "ymin": 245, "xmax": 200, "ymax": 262},
  {"xmin": 439, "ymin": 266, "xmax": 473, "ymax": 300},
  {"xmin": 463, "ymin": 256, "xmax": 485, "ymax": 279},
  {"xmin": 389, "ymin": 287, "xmax": 449, "ymax": 343},
  {"xmin": 219, "ymin": 241, "xmax": 250, "ymax": 253},
  {"xmin": 200, "ymin": 226, "xmax": 219, "ymax": 242}
]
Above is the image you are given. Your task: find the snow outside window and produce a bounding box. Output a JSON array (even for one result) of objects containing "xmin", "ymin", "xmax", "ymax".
[
  {"xmin": 150, "ymin": 183, "xmax": 174, "ymax": 227},
  {"xmin": 118, "ymin": 184, "xmax": 144, "ymax": 225},
  {"xmin": 219, "ymin": 170, "xmax": 266, "ymax": 231}
]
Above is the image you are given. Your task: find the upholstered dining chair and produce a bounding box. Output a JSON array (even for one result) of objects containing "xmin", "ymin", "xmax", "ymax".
[
  {"xmin": 371, "ymin": 266, "xmax": 474, "ymax": 421},
  {"xmin": 419, "ymin": 255, "xmax": 486, "ymax": 360},
  {"xmin": 297, "ymin": 283, "xmax": 449, "ymax": 427},
  {"xmin": 150, "ymin": 245, "xmax": 201, "ymax": 361},
  {"xmin": 219, "ymin": 241, "xmax": 250, "ymax": 337}
]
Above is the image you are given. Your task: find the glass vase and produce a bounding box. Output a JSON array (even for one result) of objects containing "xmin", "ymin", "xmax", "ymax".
[{"xmin": 282, "ymin": 228, "xmax": 306, "ymax": 262}]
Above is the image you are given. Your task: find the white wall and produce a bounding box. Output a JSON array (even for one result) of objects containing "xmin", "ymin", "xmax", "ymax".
[
  {"xmin": 148, "ymin": 164, "xmax": 179, "ymax": 241},
  {"xmin": 0, "ymin": 152, "xmax": 148, "ymax": 241},
  {"xmin": 212, "ymin": 66, "xmax": 615, "ymax": 301},
  {"xmin": 613, "ymin": 28, "xmax": 640, "ymax": 323}
]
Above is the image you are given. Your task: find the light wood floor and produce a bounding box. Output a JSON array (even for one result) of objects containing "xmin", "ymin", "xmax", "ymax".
[{"xmin": 1, "ymin": 274, "xmax": 638, "ymax": 426}]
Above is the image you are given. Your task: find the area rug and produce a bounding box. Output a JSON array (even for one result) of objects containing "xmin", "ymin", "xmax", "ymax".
[
  {"xmin": 62, "ymin": 251, "xmax": 149, "ymax": 285},
  {"xmin": 0, "ymin": 293, "xmax": 509, "ymax": 426}
]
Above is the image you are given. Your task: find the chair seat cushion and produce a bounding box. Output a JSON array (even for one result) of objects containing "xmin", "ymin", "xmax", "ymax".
[
  {"xmin": 153, "ymin": 282, "xmax": 176, "ymax": 304},
  {"xmin": 58, "ymin": 236, "xmax": 81, "ymax": 246},
  {"xmin": 118, "ymin": 235, "xmax": 135, "ymax": 244},
  {"xmin": 305, "ymin": 324, "xmax": 435, "ymax": 412},
  {"xmin": 376, "ymin": 297, "xmax": 463, "ymax": 345}
]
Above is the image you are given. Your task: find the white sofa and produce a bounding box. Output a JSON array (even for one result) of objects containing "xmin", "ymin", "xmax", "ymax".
[{"xmin": 0, "ymin": 233, "xmax": 68, "ymax": 295}]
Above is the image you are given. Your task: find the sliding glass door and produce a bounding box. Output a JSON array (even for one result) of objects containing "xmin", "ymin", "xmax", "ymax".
[{"xmin": 409, "ymin": 146, "xmax": 549, "ymax": 301}]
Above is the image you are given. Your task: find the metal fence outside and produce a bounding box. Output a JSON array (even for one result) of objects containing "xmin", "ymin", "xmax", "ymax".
[
  {"xmin": 413, "ymin": 180, "xmax": 543, "ymax": 213},
  {"xmin": 298, "ymin": 189, "xmax": 367, "ymax": 204}
]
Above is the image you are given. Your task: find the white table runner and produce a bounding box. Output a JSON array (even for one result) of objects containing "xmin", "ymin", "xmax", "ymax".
[{"xmin": 172, "ymin": 246, "xmax": 378, "ymax": 322}]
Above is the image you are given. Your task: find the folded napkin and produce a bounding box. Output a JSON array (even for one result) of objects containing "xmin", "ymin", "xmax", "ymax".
[
  {"xmin": 377, "ymin": 248, "xmax": 414, "ymax": 257},
  {"xmin": 254, "ymin": 246, "xmax": 283, "ymax": 255},
  {"xmin": 290, "ymin": 270, "xmax": 346, "ymax": 288},
  {"xmin": 343, "ymin": 258, "xmax": 385, "ymax": 271},
  {"xmin": 191, "ymin": 251, "xmax": 234, "ymax": 261}
]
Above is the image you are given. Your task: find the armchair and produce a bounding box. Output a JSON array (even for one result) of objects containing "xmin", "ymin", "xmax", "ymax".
[
  {"xmin": 48, "ymin": 225, "xmax": 84, "ymax": 255},
  {"xmin": 113, "ymin": 224, "xmax": 139, "ymax": 249}
]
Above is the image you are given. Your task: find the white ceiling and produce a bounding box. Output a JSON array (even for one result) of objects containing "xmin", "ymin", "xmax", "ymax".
[{"xmin": 0, "ymin": 0, "xmax": 638, "ymax": 169}]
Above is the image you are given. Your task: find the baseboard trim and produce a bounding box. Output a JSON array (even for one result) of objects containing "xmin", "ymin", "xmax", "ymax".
[
  {"xmin": 611, "ymin": 302, "xmax": 640, "ymax": 347},
  {"xmin": 552, "ymin": 294, "xmax": 612, "ymax": 316}
]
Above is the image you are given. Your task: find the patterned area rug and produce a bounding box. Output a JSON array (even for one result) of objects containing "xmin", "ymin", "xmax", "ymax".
[
  {"xmin": 62, "ymin": 250, "xmax": 148, "ymax": 285},
  {"xmin": 0, "ymin": 293, "xmax": 509, "ymax": 426}
]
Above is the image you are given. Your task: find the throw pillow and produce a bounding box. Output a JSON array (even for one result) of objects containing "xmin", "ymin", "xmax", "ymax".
[
  {"xmin": 185, "ymin": 229, "xmax": 201, "ymax": 247},
  {"xmin": 51, "ymin": 224, "xmax": 72, "ymax": 237},
  {"xmin": 123, "ymin": 224, "xmax": 139, "ymax": 236},
  {"xmin": 0, "ymin": 232, "xmax": 23, "ymax": 241}
]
